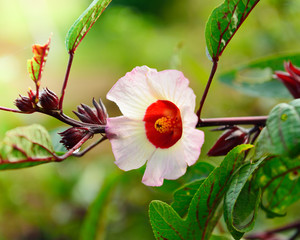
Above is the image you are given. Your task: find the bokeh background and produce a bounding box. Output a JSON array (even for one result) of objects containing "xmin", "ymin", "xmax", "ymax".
[{"xmin": 0, "ymin": 0, "xmax": 300, "ymax": 239}]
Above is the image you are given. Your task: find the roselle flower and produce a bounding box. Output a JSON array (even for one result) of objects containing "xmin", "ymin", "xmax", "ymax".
[
  {"xmin": 105, "ymin": 66, "xmax": 204, "ymax": 186},
  {"xmin": 39, "ymin": 88, "xmax": 59, "ymax": 110},
  {"xmin": 207, "ymin": 126, "xmax": 249, "ymax": 157},
  {"xmin": 73, "ymin": 98, "xmax": 107, "ymax": 125},
  {"xmin": 275, "ymin": 61, "xmax": 300, "ymax": 98},
  {"xmin": 15, "ymin": 95, "xmax": 35, "ymax": 113},
  {"xmin": 59, "ymin": 127, "xmax": 90, "ymax": 150}
]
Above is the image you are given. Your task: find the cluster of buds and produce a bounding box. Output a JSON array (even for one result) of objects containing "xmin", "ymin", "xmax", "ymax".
[
  {"xmin": 207, "ymin": 126, "xmax": 249, "ymax": 156},
  {"xmin": 73, "ymin": 98, "xmax": 107, "ymax": 125},
  {"xmin": 15, "ymin": 88, "xmax": 59, "ymax": 113},
  {"xmin": 275, "ymin": 61, "xmax": 300, "ymax": 99},
  {"xmin": 15, "ymin": 89, "xmax": 36, "ymax": 113},
  {"xmin": 60, "ymin": 99, "xmax": 108, "ymax": 150}
]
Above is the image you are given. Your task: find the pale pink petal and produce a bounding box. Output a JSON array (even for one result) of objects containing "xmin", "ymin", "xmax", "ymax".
[
  {"xmin": 106, "ymin": 66, "xmax": 157, "ymax": 120},
  {"xmin": 142, "ymin": 144, "xmax": 187, "ymax": 187},
  {"xmin": 181, "ymin": 127, "xmax": 204, "ymax": 166},
  {"xmin": 106, "ymin": 117, "xmax": 155, "ymax": 171},
  {"xmin": 147, "ymin": 69, "xmax": 196, "ymax": 111}
]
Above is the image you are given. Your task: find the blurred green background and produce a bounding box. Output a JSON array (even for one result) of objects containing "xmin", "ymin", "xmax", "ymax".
[{"xmin": 0, "ymin": 0, "xmax": 300, "ymax": 239}]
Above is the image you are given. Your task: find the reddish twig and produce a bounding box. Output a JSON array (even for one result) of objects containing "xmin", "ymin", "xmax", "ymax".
[{"xmin": 59, "ymin": 52, "xmax": 74, "ymax": 111}]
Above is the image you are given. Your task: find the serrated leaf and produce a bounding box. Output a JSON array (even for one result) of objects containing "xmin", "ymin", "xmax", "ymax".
[
  {"xmin": 256, "ymin": 99, "xmax": 300, "ymax": 159},
  {"xmin": 171, "ymin": 179, "xmax": 205, "ymax": 218},
  {"xmin": 187, "ymin": 144, "xmax": 253, "ymax": 239},
  {"xmin": 205, "ymin": 0, "xmax": 260, "ymax": 61},
  {"xmin": 149, "ymin": 200, "xmax": 187, "ymax": 240},
  {"xmin": 0, "ymin": 124, "xmax": 55, "ymax": 169},
  {"xmin": 224, "ymin": 159, "xmax": 263, "ymax": 240},
  {"xmin": 66, "ymin": 0, "xmax": 111, "ymax": 53},
  {"xmin": 255, "ymin": 157, "xmax": 300, "ymax": 216},
  {"xmin": 149, "ymin": 145, "xmax": 253, "ymax": 240},
  {"xmin": 27, "ymin": 38, "xmax": 50, "ymax": 85},
  {"xmin": 219, "ymin": 53, "xmax": 300, "ymax": 98}
]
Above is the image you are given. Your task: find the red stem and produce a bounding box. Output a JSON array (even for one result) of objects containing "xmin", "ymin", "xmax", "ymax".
[
  {"xmin": 197, "ymin": 61, "xmax": 218, "ymax": 119},
  {"xmin": 197, "ymin": 116, "xmax": 267, "ymax": 128},
  {"xmin": 59, "ymin": 51, "xmax": 74, "ymax": 111},
  {"xmin": 0, "ymin": 106, "xmax": 27, "ymax": 113}
]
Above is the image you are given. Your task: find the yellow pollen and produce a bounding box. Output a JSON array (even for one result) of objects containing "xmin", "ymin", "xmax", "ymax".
[{"xmin": 154, "ymin": 116, "xmax": 174, "ymax": 133}]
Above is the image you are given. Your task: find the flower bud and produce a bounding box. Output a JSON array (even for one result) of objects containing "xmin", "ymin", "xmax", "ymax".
[
  {"xmin": 207, "ymin": 126, "xmax": 249, "ymax": 156},
  {"xmin": 39, "ymin": 88, "xmax": 59, "ymax": 110},
  {"xmin": 59, "ymin": 127, "xmax": 89, "ymax": 150},
  {"xmin": 275, "ymin": 61, "xmax": 300, "ymax": 99},
  {"xmin": 15, "ymin": 95, "xmax": 35, "ymax": 113},
  {"xmin": 73, "ymin": 98, "xmax": 107, "ymax": 125}
]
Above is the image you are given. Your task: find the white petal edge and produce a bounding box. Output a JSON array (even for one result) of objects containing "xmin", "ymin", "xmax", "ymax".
[
  {"xmin": 146, "ymin": 69, "xmax": 196, "ymax": 112},
  {"xmin": 106, "ymin": 66, "xmax": 157, "ymax": 120},
  {"xmin": 106, "ymin": 116, "xmax": 155, "ymax": 171},
  {"xmin": 142, "ymin": 144, "xmax": 187, "ymax": 187},
  {"xmin": 181, "ymin": 126, "xmax": 204, "ymax": 166}
]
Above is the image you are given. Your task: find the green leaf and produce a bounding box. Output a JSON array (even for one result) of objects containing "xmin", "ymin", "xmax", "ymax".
[
  {"xmin": 255, "ymin": 157, "xmax": 300, "ymax": 216},
  {"xmin": 187, "ymin": 144, "xmax": 253, "ymax": 239},
  {"xmin": 256, "ymin": 99, "xmax": 300, "ymax": 159},
  {"xmin": 149, "ymin": 144, "xmax": 253, "ymax": 240},
  {"xmin": 219, "ymin": 53, "xmax": 300, "ymax": 98},
  {"xmin": 149, "ymin": 200, "xmax": 187, "ymax": 240},
  {"xmin": 171, "ymin": 179, "xmax": 205, "ymax": 218},
  {"xmin": 210, "ymin": 235, "xmax": 232, "ymax": 240},
  {"xmin": 79, "ymin": 172, "xmax": 120, "ymax": 240},
  {"xmin": 205, "ymin": 0, "xmax": 260, "ymax": 61},
  {"xmin": 27, "ymin": 38, "xmax": 50, "ymax": 85},
  {"xmin": 66, "ymin": 0, "xmax": 112, "ymax": 53},
  {"xmin": 0, "ymin": 124, "xmax": 55, "ymax": 169},
  {"xmin": 224, "ymin": 159, "xmax": 263, "ymax": 240}
]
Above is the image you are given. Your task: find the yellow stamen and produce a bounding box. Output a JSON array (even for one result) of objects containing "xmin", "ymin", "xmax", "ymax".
[{"xmin": 154, "ymin": 116, "xmax": 173, "ymax": 133}]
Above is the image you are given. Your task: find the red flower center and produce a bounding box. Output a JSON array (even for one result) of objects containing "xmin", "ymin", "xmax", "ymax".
[{"xmin": 143, "ymin": 100, "xmax": 182, "ymax": 149}]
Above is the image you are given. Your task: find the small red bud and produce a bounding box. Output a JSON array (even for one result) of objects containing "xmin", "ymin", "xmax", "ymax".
[
  {"xmin": 73, "ymin": 98, "xmax": 107, "ymax": 125},
  {"xmin": 59, "ymin": 127, "xmax": 90, "ymax": 150},
  {"xmin": 275, "ymin": 61, "xmax": 300, "ymax": 98},
  {"xmin": 207, "ymin": 126, "xmax": 249, "ymax": 157},
  {"xmin": 15, "ymin": 95, "xmax": 35, "ymax": 113},
  {"xmin": 39, "ymin": 88, "xmax": 59, "ymax": 110}
]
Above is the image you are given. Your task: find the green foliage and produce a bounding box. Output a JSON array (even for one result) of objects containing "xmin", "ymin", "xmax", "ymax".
[
  {"xmin": 256, "ymin": 99, "xmax": 300, "ymax": 159},
  {"xmin": 255, "ymin": 157, "xmax": 300, "ymax": 217},
  {"xmin": 0, "ymin": 124, "xmax": 55, "ymax": 169},
  {"xmin": 66, "ymin": 0, "xmax": 112, "ymax": 53},
  {"xmin": 80, "ymin": 172, "xmax": 120, "ymax": 240},
  {"xmin": 219, "ymin": 53, "xmax": 300, "ymax": 98},
  {"xmin": 149, "ymin": 145, "xmax": 253, "ymax": 240},
  {"xmin": 224, "ymin": 159, "xmax": 263, "ymax": 239},
  {"xmin": 205, "ymin": 0, "xmax": 260, "ymax": 61},
  {"xmin": 27, "ymin": 38, "xmax": 50, "ymax": 85}
]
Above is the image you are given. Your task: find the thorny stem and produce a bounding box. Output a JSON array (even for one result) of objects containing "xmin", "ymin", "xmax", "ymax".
[
  {"xmin": 245, "ymin": 220, "xmax": 300, "ymax": 240},
  {"xmin": 197, "ymin": 60, "xmax": 218, "ymax": 120},
  {"xmin": 59, "ymin": 51, "xmax": 74, "ymax": 111}
]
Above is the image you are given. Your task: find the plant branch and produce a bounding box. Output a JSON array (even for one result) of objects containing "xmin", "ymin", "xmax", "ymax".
[
  {"xmin": 54, "ymin": 132, "xmax": 93, "ymax": 161},
  {"xmin": 0, "ymin": 106, "xmax": 27, "ymax": 113},
  {"xmin": 245, "ymin": 220, "xmax": 300, "ymax": 240},
  {"xmin": 197, "ymin": 60, "xmax": 218, "ymax": 119},
  {"xmin": 73, "ymin": 135, "xmax": 107, "ymax": 157},
  {"xmin": 59, "ymin": 52, "xmax": 74, "ymax": 111},
  {"xmin": 197, "ymin": 116, "xmax": 267, "ymax": 128}
]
